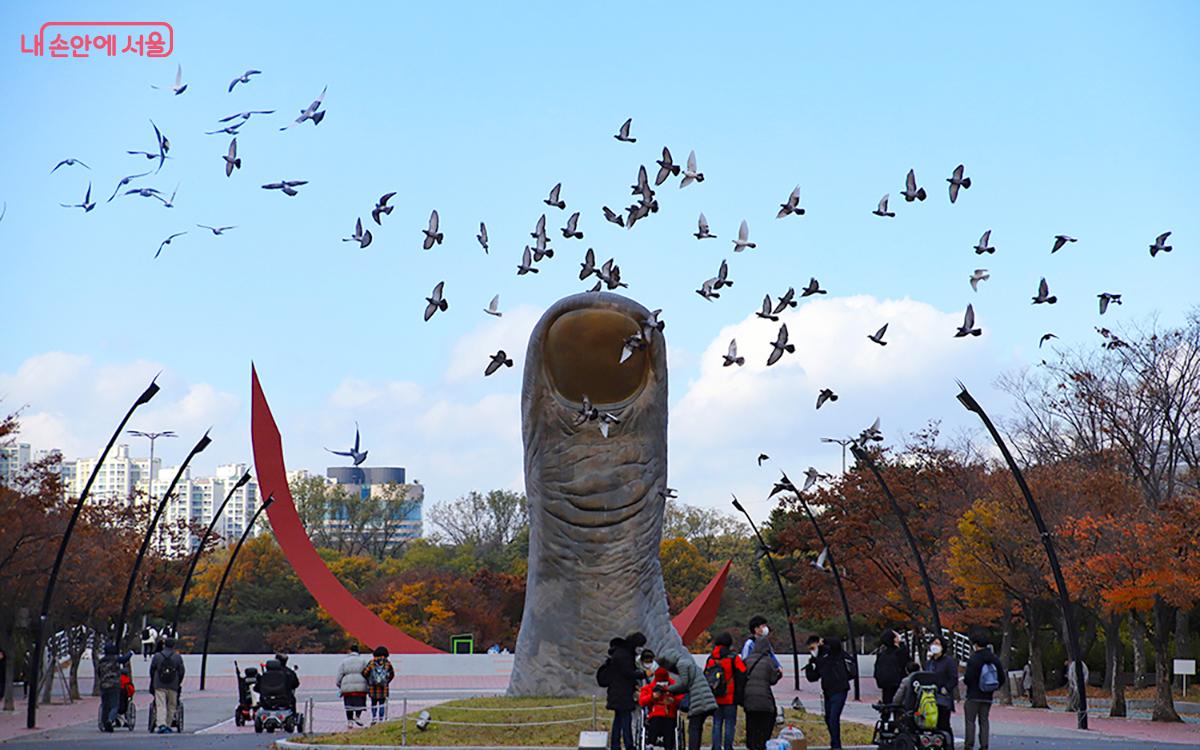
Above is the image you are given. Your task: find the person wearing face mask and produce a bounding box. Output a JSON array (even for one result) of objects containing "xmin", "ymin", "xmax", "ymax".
[
  {"xmin": 739, "ymin": 616, "xmax": 780, "ymax": 668},
  {"xmin": 704, "ymin": 633, "xmax": 746, "ymax": 750},
  {"xmin": 804, "ymin": 636, "xmax": 852, "ymax": 750},
  {"xmin": 927, "ymin": 636, "xmax": 958, "ymax": 740}
]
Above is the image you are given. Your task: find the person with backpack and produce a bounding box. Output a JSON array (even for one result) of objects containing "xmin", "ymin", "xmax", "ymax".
[
  {"xmin": 704, "ymin": 633, "xmax": 746, "ymax": 750},
  {"xmin": 338, "ymin": 647, "xmax": 370, "ymax": 728},
  {"xmin": 140, "ymin": 625, "xmax": 157, "ymax": 661},
  {"xmin": 656, "ymin": 648, "xmax": 717, "ymax": 750},
  {"xmin": 361, "ymin": 646, "xmax": 395, "ymax": 725},
  {"xmin": 598, "ymin": 635, "xmax": 640, "ymax": 750},
  {"xmin": 639, "ymin": 666, "xmax": 680, "ymax": 750},
  {"xmin": 963, "ymin": 632, "xmax": 1006, "ymax": 750},
  {"xmin": 96, "ymin": 642, "xmax": 132, "ymax": 732},
  {"xmin": 148, "ymin": 636, "xmax": 184, "ymax": 733},
  {"xmin": 872, "ymin": 629, "xmax": 908, "ymax": 706},
  {"xmin": 741, "ymin": 635, "xmax": 782, "ymax": 750},
  {"xmin": 804, "ymin": 636, "xmax": 853, "ymax": 750},
  {"xmin": 927, "ymin": 636, "xmax": 957, "ymax": 741}
]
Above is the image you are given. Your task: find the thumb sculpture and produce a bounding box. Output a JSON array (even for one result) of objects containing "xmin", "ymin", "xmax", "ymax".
[{"xmin": 509, "ymin": 292, "xmax": 681, "ymax": 696}]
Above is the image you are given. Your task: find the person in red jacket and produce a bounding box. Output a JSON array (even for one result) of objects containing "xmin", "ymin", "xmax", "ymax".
[
  {"xmin": 706, "ymin": 632, "xmax": 747, "ymax": 750},
  {"xmin": 639, "ymin": 667, "xmax": 679, "ymax": 750}
]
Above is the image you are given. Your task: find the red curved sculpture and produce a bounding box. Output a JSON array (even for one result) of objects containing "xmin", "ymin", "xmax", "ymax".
[{"xmin": 251, "ymin": 365, "xmax": 729, "ymax": 653}]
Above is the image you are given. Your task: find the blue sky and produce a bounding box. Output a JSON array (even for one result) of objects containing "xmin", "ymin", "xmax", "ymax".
[{"xmin": 2, "ymin": 2, "xmax": 1198, "ymax": 518}]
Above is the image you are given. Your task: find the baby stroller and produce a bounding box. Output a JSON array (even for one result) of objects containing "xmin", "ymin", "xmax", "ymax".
[
  {"xmin": 871, "ymin": 672, "xmax": 953, "ymax": 750},
  {"xmin": 233, "ymin": 662, "xmax": 259, "ymax": 726},
  {"xmin": 96, "ymin": 673, "xmax": 137, "ymax": 732}
]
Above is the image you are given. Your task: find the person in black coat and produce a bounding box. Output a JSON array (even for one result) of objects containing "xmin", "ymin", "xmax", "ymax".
[
  {"xmin": 603, "ymin": 636, "xmax": 641, "ymax": 750},
  {"xmin": 804, "ymin": 636, "xmax": 852, "ymax": 750},
  {"xmin": 926, "ymin": 636, "xmax": 958, "ymax": 740},
  {"xmin": 873, "ymin": 629, "xmax": 908, "ymax": 705},
  {"xmin": 962, "ymin": 633, "xmax": 1006, "ymax": 750}
]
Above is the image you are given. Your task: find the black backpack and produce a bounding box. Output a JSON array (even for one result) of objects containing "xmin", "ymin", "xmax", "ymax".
[
  {"xmin": 596, "ymin": 658, "xmax": 612, "ymax": 688},
  {"xmin": 704, "ymin": 662, "xmax": 727, "ymax": 696},
  {"xmin": 156, "ymin": 656, "xmax": 180, "ymax": 688}
]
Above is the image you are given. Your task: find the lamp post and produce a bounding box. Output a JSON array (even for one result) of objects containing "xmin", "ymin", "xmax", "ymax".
[
  {"xmin": 200, "ymin": 495, "xmax": 274, "ymax": 690},
  {"xmin": 850, "ymin": 444, "xmax": 943, "ymax": 637},
  {"xmin": 955, "ymin": 382, "xmax": 1089, "ymax": 730},
  {"xmin": 171, "ymin": 468, "xmax": 252, "ymax": 632},
  {"xmin": 115, "ymin": 430, "xmax": 212, "ymax": 651},
  {"xmin": 770, "ymin": 471, "xmax": 860, "ymax": 700},
  {"xmin": 27, "ymin": 376, "xmax": 160, "ymax": 729},
  {"xmin": 731, "ymin": 494, "xmax": 801, "ymax": 690},
  {"xmin": 820, "ymin": 437, "xmax": 854, "ymax": 476},
  {"xmin": 127, "ymin": 429, "xmax": 176, "ymax": 527}
]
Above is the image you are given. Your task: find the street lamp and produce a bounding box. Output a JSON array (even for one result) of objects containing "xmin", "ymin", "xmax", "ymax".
[
  {"xmin": 820, "ymin": 437, "xmax": 854, "ymax": 475},
  {"xmin": 200, "ymin": 495, "xmax": 274, "ymax": 690},
  {"xmin": 171, "ymin": 468, "xmax": 252, "ymax": 632},
  {"xmin": 956, "ymin": 382, "xmax": 1089, "ymax": 730},
  {"xmin": 27, "ymin": 375, "xmax": 161, "ymax": 729},
  {"xmin": 127, "ymin": 429, "xmax": 176, "ymax": 529},
  {"xmin": 731, "ymin": 494, "xmax": 802, "ymax": 690}
]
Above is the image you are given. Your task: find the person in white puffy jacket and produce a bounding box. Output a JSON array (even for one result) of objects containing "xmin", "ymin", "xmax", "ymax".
[{"xmin": 337, "ymin": 647, "xmax": 371, "ymax": 728}]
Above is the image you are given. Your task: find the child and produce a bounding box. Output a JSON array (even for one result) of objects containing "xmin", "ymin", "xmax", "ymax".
[{"xmin": 639, "ymin": 667, "xmax": 679, "ymax": 750}]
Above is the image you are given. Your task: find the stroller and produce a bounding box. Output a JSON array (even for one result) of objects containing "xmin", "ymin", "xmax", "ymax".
[
  {"xmin": 233, "ymin": 662, "xmax": 259, "ymax": 727},
  {"xmin": 871, "ymin": 672, "xmax": 954, "ymax": 750}
]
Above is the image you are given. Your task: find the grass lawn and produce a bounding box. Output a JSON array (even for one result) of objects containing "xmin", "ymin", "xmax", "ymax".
[{"xmin": 308, "ymin": 696, "xmax": 876, "ymax": 747}]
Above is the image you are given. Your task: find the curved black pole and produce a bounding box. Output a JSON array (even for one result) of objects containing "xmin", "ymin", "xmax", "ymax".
[
  {"xmin": 851, "ymin": 444, "xmax": 943, "ymax": 637},
  {"xmin": 200, "ymin": 495, "xmax": 274, "ymax": 690},
  {"xmin": 731, "ymin": 494, "xmax": 801, "ymax": 690},
  {"xmin": 771, "ymin": 472, "xmax": 860, "ymax": 700},
  {"xmin": 171, "ymin": 468, "xmax": 251, "ymax": 631},
  {"xmin": 26, "ymin": 376, "xmax": 160, "ymax": 729},
  {"xmin": 956, "ymin": 383, "xmax": 1088, "ymax": 730},
  {"xmin": 115, "ymin": 430, "xmax": 212, "ymax": 651}
]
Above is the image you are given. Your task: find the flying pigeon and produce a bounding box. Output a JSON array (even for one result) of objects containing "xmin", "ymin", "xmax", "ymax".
[
  {"xmin": 767, "ymin": 324, "xmax": 795, "ymax": 366},
  {"xmin": 659, "ymin": 488, "xmax": 679, "ymax": 500},
  {"xmin": 372, "ymin": 193, "xmax": 396, "ymax": 225},
  {"xmin": 816, "ymin": 388, "xmax": 839, "ymax": 409},
  {"xmin": 974, "ymin": 230, "xmax": 995, "ymax": 255},
  {"xmin": 422, "ymin": 210, "xmax": 444, "ymax": 249},
  {"xmin": 1051, "ymin": 235, "xmax": 1077, "ymax": 253},
  {"xmin": 802, "ymin": 467, "xmax": 823, "ymax": 492},
  {"xmin": 107, "ymin": 171, "xmax": 152, "ymax": 202},
  {"xmin": 620, "ymin": 331, "xmax": 647, "ymax": 364},
  {"xmin": 614, "ymin": 117, "xmax": 635, "ymax": 143},
  {"xmin": 227, "ymin": 69, "xmax": 262, "ymax": 92},
  {"xmin": 714, "ymin": 259, "xmax": 733, "ymax": 289},
  {"xmin": 868, "ymin": 324, "xmax": 888, "ymax": 346},
  {"xmin": 485, "ymin": 350, "xmax": 514, "ymax": 376},
  {"xmin": 579, "ymin": 248, "xmax": 597, "ymax": 280},
  {"xmin": 724, "ymin": 340, "xmax": 745, "ymax": 367},
  {"xmin": 544, "ymin": 183, "xmax": 566, "ymax": 210},
  {"xmin": 342, "ymin": 217, "xmax": 373, "ymax": 248},
  {"xmin": 598, "ymin": 411, "xmax": 621, "ymax": 439},
  {"xmin": 281, "ymin": 86, "xmax": 327, "ymax": 129},
  {"xmin": 901, "ymin": 169, "xmax": 927, "ymax": 202},
  {"xmin": 517, "ymin": 246, "xmax": 538, "ymax": 275},
  {"xmin": 757, "ymin": 453, "xmax": 770, "ymax": 466},
  {"xmin": 574, "ymin": 395, "xmax": 600, "ymax": 426},
  {"xmin": 325, "ymin": 423, "xmax": 367, "ymax": 465},
  {"xmin": 1039, "ymin": 333, "xmax": 1058, "ymax": 348},
  {"xmin": 261, "ymin": 179, "xmax": 307, "ymax": 196},
  {"xmin": 1098, "ymin": 293, "xmax": 1122, "ymax": 315},
  {"xmin": 154, "ymin": 231, "xmax": 187, "ymax": 259},
  {"xmin": 424, "ymin": 281, "xmax": 449, "ymax": 321},
  {"xmin": 205, "ymin": 123, "xmax": 244, "ymax": 136},
  {"xmin": 947, "ymin": 164, "xmax": 971, "ymax": 203},
  {"xmin": 860, "ymin": 417, "xmax": 883, "ymax": 444},
  {"xmin": 51, "ymin": 158, "xmax": 89, "ymax": 173},
  {"xmin": 696, "ymin": 278, "xmax": 720, "ymax": 301},
  {"xmin": 642, "ymin": 309, "xmax": 665, "ymax": 336},
  {"xmin": 732, "ymin": 220, "xmax": 756, "ymax": 252},
  {"xmin": 1031, "ymin": 278, "xmax": 1057, "ymax": 304},
  {"xmin": 561, "ymin": 212, "xmax": 583, "ymax": 239},
  {"xmin": 1149, "ymin": 232, "xmax": 1172, "ymax": 257},
  {"xmin": 873, "ymin": 194, "xmax": 896, "ymax": 217},
  {"xmin": 812, "ymin": 547, "xmax": 830, "ymax": 571},
  {"xmin": 969, "ymin": 269, "xmax": 990, "ymax": 292},
  {"xmin": 217, "ymin": 110, "xmax": 274, "ymax": 123},
  {"xmin": 756, "ymin": 295, "xmax": 780, "ymax": 322},
  {"xmin": 60, "ymin": 183, "xmax": 95, "ymax": 212},
  {"xmin": 602, "ymin": 206, "xmax": 626, "ymax": 227},
  {"xmin": 631, "ymin": 165, "xmax": 652, "ymax": 198},
  {"xmin": 125, "ymin": 187, "xmax": 163, "ymax": 200},
  {"xmin": 655, "ymin": 148, "xmax": 680, "ymax": 186},
  {"xmin": 223, "ymin": 138, "xmax": 241, "ymax": 177},
  {"xmin": 956, "ymin": 304, "xmax": 982, "ymax": 337},
  {"xmin": 597, "ymin": 259, "xmax": 627, "ymax": 289},
  {"xmin": 773, "ymin": 287, "xmax": 797, "ymax": 313},
  {"xmin": 196, "ymin": 224, "xmax": 236, "ymax": 235},
  {"xmin": 154, "ymin": 183, "xmax": 180, "ymax": 209},
  {"xmin": 776, "ymin": 186, "xmax": 805, "ymax": 218},
  {"xmin": 801, "ymin": 277, "xmax": 826, "ymax": 297},
  {"xmin": 695, "ymin": 213, "xmax": 716, "ymax": 239},
  {"xmin": 476, "ymin": 222, "xmax": 489, "ymax": 252},
  {"xmin": 484, "ymin": 294, "xmax": 502, "ymax": 317},
  {"xmin": 152, "ymin": 63, "xmax": 187, "ymax": 95},
  {"xmin": 680, "ymin": 150, "xmax": 703, "ymax": 187}
]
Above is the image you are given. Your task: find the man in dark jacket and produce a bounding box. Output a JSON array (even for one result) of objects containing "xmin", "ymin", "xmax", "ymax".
[
  {"xmin": 872, "ymin": 629, "xmax": 908, "ymax": 705},
  {"xmin": 962, "ymin": 633, "xmax": 1006, "ymax": 750},
  {"xmin": 804, "ymin": 636, "xmax": 851, "ymax": 750},
  {"xmin": 96, "ymin": 642, "xmax": 132, "ymax": 732},
  {"xmin": 149, "ymin": 637, "xmax": 185, "ymax": 733},
  {"xmin": 602, "ymin": 636, "xmax": 640, "ymax": 750}
]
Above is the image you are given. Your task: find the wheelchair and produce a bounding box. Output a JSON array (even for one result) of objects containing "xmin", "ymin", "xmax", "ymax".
[{"xmin": 148, "ymin": 694, "xmax": 185, "ymax": 733}]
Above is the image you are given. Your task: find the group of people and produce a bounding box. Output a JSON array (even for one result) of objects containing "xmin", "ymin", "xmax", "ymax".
[
  {"xmin": 96, "ymin": 635, "xmax": 185, "ymax": 733},
  {"xmin": 337, "ymin": 646, "xmax": 396, "ymax": 728}
]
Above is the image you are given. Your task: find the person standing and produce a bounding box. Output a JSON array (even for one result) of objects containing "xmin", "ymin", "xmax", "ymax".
[
  {"xmin": 337, "ymin": 647, "xmax": 370, "ymax": 728},
  {"xmin": 741, "ymin": 636, "xmax": 782, "ymax": 750},
  {"xmin": 600, "ymin": 636, "xmax": 640, "ymax": 750},
  {"xmin": 96, "ymin": 642, "xmax": 131, "ymax": 732},
  {"xmin": 140, "ymin": 625, "xmax": 157, "ymax": 661},
  {"xmin": 804, "ymin": 636, "xmax": 852, "ymax": 750},
  {"xmin": 148, "ymin": 636, "xmax": 184, "ymax": 733},
  {"xmin": 740, "ymin": 617, "xmax": 779, "ymax": 667},
  {"xmin": 705, "ymin": 633, "xmax": 746, "ymax": 750},
  {"xmin": 657, "ymin": 648, "xmax": 717, "ymax": 750},
  {"xmin": 872, "ymin": 629, "xmax": 908, "ymax": 705},
  {"xmin": 361, "ymin": 646, "xmax": 395, "ymax": 725},
  {"xmin": 963, "ymin": 633, "xmax": 1006, "ymax": 750},
  {"xmin": 927, "ymin": 636, "xmax": 958, "ymax": 742}
]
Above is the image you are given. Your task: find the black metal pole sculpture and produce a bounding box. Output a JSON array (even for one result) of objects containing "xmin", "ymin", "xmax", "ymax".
[
  {"xmin": 771, "ymin": 472, "xmax": 860, "ymax": 700},
  {"xmin": 851, "ymin": 444, "xmax": 943, "ymax": 637},
  {"xmin": 956, "ymin": 382, "xmax": 1089, "ymax": 730},
  {"xmin": 26, "ymin": 376, "xmax": 160, "ymax": 729},
  {"xmin": 200, "ymin": 495, "xmax": 274, "ymax": 690},
  {"xmin": 731, "ymin": 494, "xmax": 802, "ymax": 690},
  {"xmin": 171, "ymin": 468, "xmax": 252, "ymax": 632},
  {"xmin": 114, "ymin": 430, "xmax": 212, "ymax": 651}
]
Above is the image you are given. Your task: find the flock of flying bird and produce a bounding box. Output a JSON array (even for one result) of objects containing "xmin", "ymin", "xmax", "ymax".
[{"xmin": 30, "ymin": 69, "xmax": 1181, "ymax": 435}]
